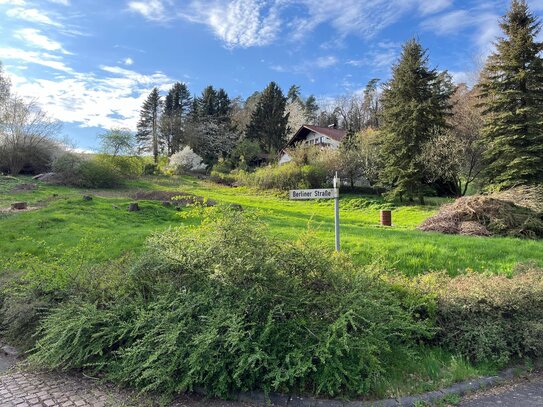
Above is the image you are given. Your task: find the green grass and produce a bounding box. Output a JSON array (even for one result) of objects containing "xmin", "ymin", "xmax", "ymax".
[{"xmin": 1, "ymin": 174, "xmax": 543, "ymax": 276}]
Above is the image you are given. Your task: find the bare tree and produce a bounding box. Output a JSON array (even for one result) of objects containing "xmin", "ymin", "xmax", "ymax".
[
  {"xmin": 0, "ymin": 97, "xmax": 62, "ymax": 174},
  {"xmin": 423, "ymin": 84, "xmax": 484, "ymax": 195}
]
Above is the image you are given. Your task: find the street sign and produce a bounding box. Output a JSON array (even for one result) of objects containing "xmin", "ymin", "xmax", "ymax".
[
  {"xmin": 289, "ymin": 188, "xmax": 338, "ymax": 200},
  {"xmin": 289, "ymin": 173, "xmax": 341, "ymax": 252}
]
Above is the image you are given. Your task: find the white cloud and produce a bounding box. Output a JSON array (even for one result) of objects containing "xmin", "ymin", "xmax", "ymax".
[
  {"xmin": 0, "ymin": 47, "xmax": 73, "ymax": 73},
  {"xmin": 0, "ymin": 0, "xmax": 26, "ymax": 4},
  {"xmin": 421, "ymin": 7, "xmax": 500, "ymax": 56},
  {"xmin": 6, "ymin": 7, "xmax": 63, "ymax": 27},
  {"xmin": 48, "ymin": 0, "xmax": 70, "ymax": 5},
  {"xmin": 6, "ymin": 61, "xmax": 173, "ymax": 130},
  {"xmin": 123, "ymin": 57, "xmax": 134, "ymax": 65},
  {"xmin": 128, "ymin": 0, "xmax": 169, "ymax": 22},
  {"xmin": 14, "ymin": 28, "xmax": 71, "ymax": 54},
  {"xmin": 315, "ymin": 55, "xmax": 338, "ymax": 68},
  {"xmin": 186, "ymin": 0, "xmax": 282, "ymax": 48},
  {"xmin": 346, "ymin": 41, "xmax": 400, "ymax": 69},
  {"xmin": 126, "ymin": 0, "xmax": 463, "ymax": 48},
  {"xmin": 418, "ymin": 0, "xmax": 453, "ymax": 16}
]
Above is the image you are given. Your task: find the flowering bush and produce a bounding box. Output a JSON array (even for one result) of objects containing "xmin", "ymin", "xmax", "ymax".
[{"xmin": 169, "ymin": 146, "xmax": 207, "ymax": 174}]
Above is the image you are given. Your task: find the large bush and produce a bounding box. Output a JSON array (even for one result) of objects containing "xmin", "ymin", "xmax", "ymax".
[
  {"xmin": 169, "ymin": 146, "xmax": 207, "ymax": 174},
  {"xmin": 29, "ymin": 208, "xmax": 428, "ymax": 398},
  {"xmin": 52, "ymin": 153, "xmax": 124, "ymax": 188},
  {"xmin": 238, "ymin": 162, "xmax": 327, "ymax": 190}
]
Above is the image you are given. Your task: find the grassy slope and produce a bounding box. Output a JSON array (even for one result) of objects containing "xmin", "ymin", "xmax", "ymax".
[{"xmin": 1, "ymin": 175, "xmax": 543, "ymax": 276}]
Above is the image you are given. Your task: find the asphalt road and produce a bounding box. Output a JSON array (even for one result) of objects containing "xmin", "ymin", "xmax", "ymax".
[{"xmin": 461, "ymin": 374, "xmax": 543, "ymax": 407}]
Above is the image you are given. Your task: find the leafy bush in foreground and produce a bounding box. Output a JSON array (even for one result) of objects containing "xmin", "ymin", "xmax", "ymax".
[{"xmin": 29, "ymin": 208, "xmax": 429, "ymax": 398}]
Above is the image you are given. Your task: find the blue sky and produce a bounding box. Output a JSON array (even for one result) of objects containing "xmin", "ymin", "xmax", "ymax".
[{"xmin": 1, "ymin": 0, "xmax": 542, "ymax": 150}]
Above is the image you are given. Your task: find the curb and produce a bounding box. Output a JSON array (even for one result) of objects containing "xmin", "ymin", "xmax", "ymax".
[{"xmin": 234, "ymin": 368, "xmax": 523, "ymax": 407}]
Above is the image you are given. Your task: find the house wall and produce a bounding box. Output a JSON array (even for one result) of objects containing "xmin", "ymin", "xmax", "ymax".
[
  {"xmin": 303, "ymin": 132, "xmax": 340, "ymax": 148},
  {"xmin": 279, "ymin": 131, "xmax": 341, "ymax": 165}
]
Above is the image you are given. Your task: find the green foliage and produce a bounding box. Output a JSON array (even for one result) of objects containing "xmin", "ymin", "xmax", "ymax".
[
  {"xmin": 238, "ymin": 162, "xmax": 327, "ymax": 190},
  {"xmin": 478, "ymin": 0, "xmax": 543, "ymax": 189},
  {"xmin": 246, "ymin": 82, "xmax": 289, "ymax": 154},
  {"xmin": 95, "ymin": 154, "xmax": 144, "ymax": 178},
  {"xmin": 137, "ymin": 87, "xmax": 161, "ymax": 163},
  {"xmin": 52, "ymin": 153, "xmax": 124, "ymax": 188},
  {"xmin": 380, "ymin": 39, "xmax": 453, "ymax": 203},
  {"xmin": 30, "ymin": 208, "xmax": 429, "ymax": 398}
]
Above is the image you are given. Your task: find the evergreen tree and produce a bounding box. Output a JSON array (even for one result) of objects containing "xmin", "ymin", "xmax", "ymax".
[
  {"xmin": 304, "ymin": 95, "xmax": 319, "ymax": 124},
  {"xmin": 246, "ymin": 82, "xmax": 289, "ymax": 153},
  {"xmin": 161, "ymin": 82, "xmax": 191, "ymax": 155},
  {"xmin": 380, "ymin": 39, "xmax": 453, "ymax": 203},
  {"xmin": 287, "ymin": 85, "xmax": 301, "ymax": 103},
  {"xmin": 136, "ymin": 87, "xmax": 161, "ymax": 163},
  {"xmin": 199, "ymin": 85, "xmax": 218, "ymax": 117},
  {"xmin": 216, "ymin": 88, "xmax": 231, "ymax": 120},
  {"xmin": 478, "ymin": 0, "xmax": 543, "ymax": 188}
]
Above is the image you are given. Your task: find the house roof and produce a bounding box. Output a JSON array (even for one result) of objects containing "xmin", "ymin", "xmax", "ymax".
[{"xmin": 286, "ymin": 124, "xmax": 347, "ymax": 147}]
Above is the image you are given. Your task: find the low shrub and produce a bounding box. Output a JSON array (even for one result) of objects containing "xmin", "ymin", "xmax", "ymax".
[
  {"xmin": 29, "ymin": 208, "xmax": 429, "ymax": 398},
  {"xmin": 434, "ymin": 268, "xmax": 543, "ymax": 365}
]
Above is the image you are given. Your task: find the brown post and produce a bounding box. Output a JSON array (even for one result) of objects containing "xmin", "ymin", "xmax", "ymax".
[{"xmin": 380, "ymin": 210, "xmax": 392, "ymax": 226}]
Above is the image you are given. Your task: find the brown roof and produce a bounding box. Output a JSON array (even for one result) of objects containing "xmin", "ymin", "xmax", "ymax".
[{"xmin": 286, "ymin": 124, "xmax": 347, "ymax": 147}]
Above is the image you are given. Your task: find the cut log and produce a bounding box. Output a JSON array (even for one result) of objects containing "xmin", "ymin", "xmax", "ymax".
[
  {"xmin": 11, "ymin": 202, "xmax": 27, "ymax": 210},
  {"xmin": 128, "ymin": 202, "xmax": 140, "ymax": 212},
  {"xmin": 83, "ymin": 195, "xmax": 93, "ymax": 201}
]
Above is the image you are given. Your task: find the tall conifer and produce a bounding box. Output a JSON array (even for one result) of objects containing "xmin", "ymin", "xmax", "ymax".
[
  {"xmin": 246, "ymin": 82, "xmax": 289, "ymax": 153},
  {"xmin": 478, "ymin": 0, "xmax": 543, "ymax": 188},
  {"xmin": 380, "ymin": 39, "xmax": 453, "ymax": 203},
  {"xmin": 136, "ymin": 87, "xmax": 161, "ymax": 163}
]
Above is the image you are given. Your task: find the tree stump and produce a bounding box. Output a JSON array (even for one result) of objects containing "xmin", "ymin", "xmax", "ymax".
[
  {"xmin": 83, "ymin": 195, "xmax": 93, "ymax": 201},
  {"xmin": 162, "ymin": 201, "xmax": 171, "ymax": 207},
  {"xmin": 11, "ymin": 202, "xmax": 27, "ymax": 210},
  {"xmin": 128, "ymin": 202, "xmax": 140, "ymax": 212}
]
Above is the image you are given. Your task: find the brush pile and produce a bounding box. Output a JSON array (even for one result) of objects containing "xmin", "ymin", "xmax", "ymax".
[{"xmin": 418, "ymin": 189, "xmax": 543, "ymax": 239}]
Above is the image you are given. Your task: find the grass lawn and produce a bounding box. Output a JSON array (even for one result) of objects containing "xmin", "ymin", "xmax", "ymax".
[{"xmin": 1, "ymin": 174, "xmax": 543, "ymax": 276}]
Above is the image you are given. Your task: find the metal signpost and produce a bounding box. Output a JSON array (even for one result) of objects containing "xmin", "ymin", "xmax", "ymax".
[{"xmin": 289, "ymin": 173, "xmax": 341, "ymax": 251}]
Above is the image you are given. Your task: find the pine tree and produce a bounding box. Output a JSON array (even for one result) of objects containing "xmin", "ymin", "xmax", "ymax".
[
  {"xmin": 478, "ymin": 0, "xmax": 543, "ymax": 188},
  {"xmin": 161, "ymin": 82, "xmax": 191, "ymax": 155},
  {"xmin": 246, "ymin": 82, "xmax": 289, "ymax": 154},
  {"xmin": 136, "ymin": 87, "xmax": 161, "ymax": 163},
  {"xmin": 380, "ymin": 39, "xmax": 453, "ymax": 203},
  {"xmin": 199, "ymin": 86, "xmax": 218, "ymax": 117},
  {"xmin": 304, "ymin": 95, "xmax": 319, "ymax": 124}
]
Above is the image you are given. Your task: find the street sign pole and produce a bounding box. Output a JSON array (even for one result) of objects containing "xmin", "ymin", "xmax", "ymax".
[
  {"xmin": 333, "ymin": 173, "xmax": 340, "ymax": 252},
  {"xmin": 288, "ymin": 175, "xmax": 340, "ymax": 251}
]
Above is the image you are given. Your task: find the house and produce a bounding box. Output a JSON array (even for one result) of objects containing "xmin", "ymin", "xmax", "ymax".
[{"xmin": 279, "ymin": 124, "xmax": 347, "ymax": 165}]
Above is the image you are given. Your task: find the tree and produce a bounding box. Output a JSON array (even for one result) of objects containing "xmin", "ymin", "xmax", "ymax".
[
  {"xmin": 477, "ymin": 0, "xmax": 543, "ymax": 189},
  {"xmin": 169, "ymin": 146, "xmax": 207, "ymax": 173},
  {"xmin": 304, "ymin": 95, "xmax": 319, "ymax": 124},
  {"xmin": 136, "ymin": 88, "xmax": 161, "ymax": 163},
  {"xmin": 0, "ymin": 62, "xmax": 10, "ymax": 109},
  {"xmin": 98, "ymin": 128, "xmax": 135, "ymax": 156},
  {"xmin": 199, "ymin": 85, "xmax": 218, "ymax": 117},
  {"xmin": 287, "ymin": 85, "xmax": 301, "ymax": 103},
  {"xmin": 246, "ymin": 82, "xmax": 289, "ymax": 153},
  {"xmin": 380, "ymin": 39, "xmax": 453, "ymax": 203},
  {"xmin": 337, "ymin": 129, "xmax": 381, "ymax": 187},
  {"xmin": 0, "ymin": 97, "xmax": 62, "ymax": 175},
  {"xmin": 423, "ymin": 84, "xmax": 485, "ymax": 196},
  {"xmin": 161, "ymin": 82, "xmax": 191, "ymax": 156},
  {"xmin": 362, "ymin": 78, "xmax": 381, "ymax": 128}
]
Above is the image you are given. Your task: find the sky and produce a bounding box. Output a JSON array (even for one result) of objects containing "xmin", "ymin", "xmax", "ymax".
[{"xmin": 1, "ymin": 0, "xmax": 542, "ymax": 150}]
